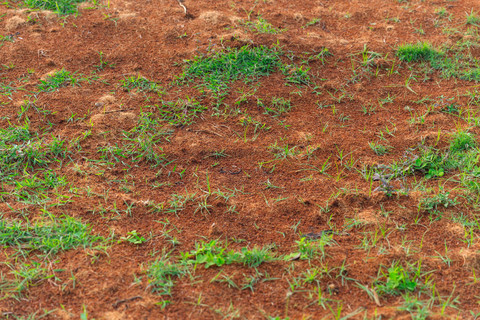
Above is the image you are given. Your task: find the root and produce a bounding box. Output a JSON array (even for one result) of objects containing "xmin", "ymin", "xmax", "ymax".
[{"xmin": 176, "ymin": 0, "xmax": 188, "ymax": 16}]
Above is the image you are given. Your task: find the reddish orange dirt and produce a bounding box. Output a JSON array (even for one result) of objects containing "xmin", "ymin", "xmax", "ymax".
[{"xmin": 1, "ymin": 0, "xmax": 480, "ymax": 319}]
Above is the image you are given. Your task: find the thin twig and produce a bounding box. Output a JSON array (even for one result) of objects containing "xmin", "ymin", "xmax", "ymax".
[{"xmin": 112, "ymin": 296, "xmax": 143, "ymax": 308}]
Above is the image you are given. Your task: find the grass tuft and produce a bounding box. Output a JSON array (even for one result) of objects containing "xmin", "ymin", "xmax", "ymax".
[{"xmin": 396, "ymin": 42, "xmax": 442, "ymax": 62}]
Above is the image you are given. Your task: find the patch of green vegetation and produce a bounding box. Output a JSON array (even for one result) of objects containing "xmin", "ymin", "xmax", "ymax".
[
  {"xmin": 419, "ymin": 190, "xmax": 457, "ymax": 213},
  {"xmin": 376, "ymin": 130, "xmax": 479, "ymax": 182},
  {"xmin": 148, "ymin": 240, "xmax": 276, "ymax": 306},
  {"xmin": 0, "ymin": 214, "xmax": 102, "ymax": 254},
  {"xmin": 449, "ymin": 130, "xmax": 476, "ymax": 153},
  {"xmin": 38, "ymin": 69, "xmax": 81, "ymax": 92},
  {"xmin": 259, "ymin": 97, "xmax": 293, "ymax": 117},
  {"xmin": 0, "ymin": 261, "xmax": 53, "ymax": 299},
  {"xmin": 0, "ymin": 124, "xmax": 67, "ymax": 181},
  {"xmin": 242, "ymin": 16, "xmax": 285, "ymax": 34},
  {"xmin": 397, "ymin": 41, "xmax": 480, "ymax": 81},
  {"xmin": 282, "ymin": 64, "xmax": 311, "ymax": 85},
  {"xmin": 184, "ymin": 240, "xmax": 276, "ymax": 268},
  {"xmin": 178, "ymin": 45, "xmax": 282, "ymax": 96},
  {"xmin": 157, "ymin": 97, "xmax": 207, "ymax": 126},
  {"xmin": 11, "ymin": 170, "xmax": 67, "ymax": 203},
  {"xmin": 23, "ymin": 0, "xmax": 87, "ymax": 15},
  {"xmin": 396, "ymin": 42, "xmax": 442, "ymax": 62},
  {"xmin": 120, "ymin": 75, "xmax": 162, "ymax": 93},
  {"xmin": 291, "ymin": 234, "xmax": 336, "ymax": 260}
]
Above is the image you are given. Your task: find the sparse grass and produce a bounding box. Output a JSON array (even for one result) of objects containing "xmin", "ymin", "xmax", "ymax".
[
  {"xmin": 157, "ymin": 97, "xmax": 207, "ymax": 126},
  {"xmin": 449, "ymin": 130, "xmax": 476, "ymax": 153},
  {"xmin": 0, "ymin": 214, "xmax": 102, "ymax": 255},
  {"xmin": 369, "ymin": 142, "xmax": 393, "ymax": 156},
  {"xmin": 242, "ymin": 16, "xmax": 285, "ymax": 34},
  {"xmin": 6, "ymin": 0, "xmax": 480, "ymax": 317},
  {"xmin": 261, "ymin": 97, "xmax": 293, "ymax": 117},
  {"xmin": 148, "ymin": 253, "xmax": 187, "ymax": 298},
  {"xmin": 98, "ymin": 112, "xmax": 171, "ymax": 166},
  {"xmin": 120, "ymin": 75, "xmax": 161, "ymax": 93},
  {"xmin": 0, "ymin": 124, "xmax": 67, "ymax": 181}
]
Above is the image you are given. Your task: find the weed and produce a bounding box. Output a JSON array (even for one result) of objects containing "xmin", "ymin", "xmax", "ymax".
[
  {"xmin": 375, "ymin": 262, "xmax": 419, "ymax": 296},
  {"xmin": 282, "ymin": 64, "xmax": 311, "ymax": 85},
  {"xmin": 148, "ymin": 253, "xmax": 186, "ymax": 297},
  {"xmin": 184, "ymin": 240, "xmax": 276, "ymax": 268},
  {"xmin": 303, "ymin": 18, "xmax": 321, "ymax": 29},
  {"xmin": 294, "ymin": 233, "xmax": 335, "ymax": 260},
  {"xmin": 120, "ymin": 230, "xmax": 147, "ymax": 244},
  {"xmin": 466, "ymin": 10, "xmax": 480, "ymax": 26},
  {"xmin": 419, "ymin": 190, "xmax": 457, "ymax": 213}
]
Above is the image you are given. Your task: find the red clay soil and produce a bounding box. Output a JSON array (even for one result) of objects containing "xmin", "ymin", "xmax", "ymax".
[{"xmin": 1, "ymin": 0, "xmax": 480, "ymax": 319}]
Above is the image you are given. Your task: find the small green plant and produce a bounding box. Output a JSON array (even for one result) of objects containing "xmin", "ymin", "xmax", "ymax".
[
  {"xmin": 466, "ymin": 10, "xmax": 480, "ymax": 26},
  {"xmin": 121, "ymin": 230, "xmax": 147, "ymax": 244},
  {"xmin": 93, "ymin": 51, "xmax": 115, "ymax": 72},
  {"xmin": 375, "ymin": 262, "xmax": 418, "ymax": 296},
  {"xmin": 283, "ymin": 65, "xmax": 311, "ymax": 85},
  {"xmin": 293, "ymin": 233, "xmax": 335, "ymax": 260},
  {"xmin": 148, "ymin": 254, "xmax": 186, "ymax": 297},
  {"xmin": 303, "ymin": 18, "xmax": 321, "ymax": 28},
  {"xmin": 184, "ymin": 240, "xmax": 276, "ymax": 268},
  {"xmin": 412, "ymin": 147, "xmax": 446, "ymax": 179}
]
